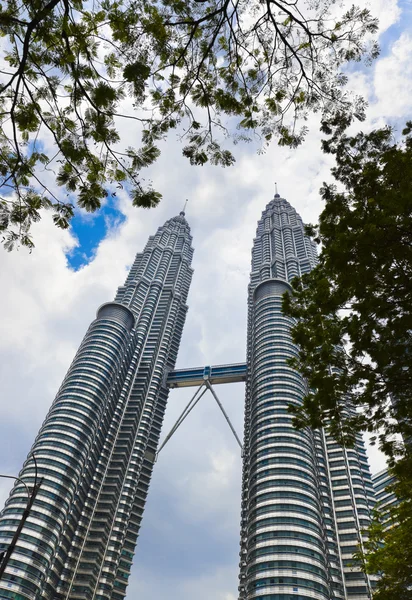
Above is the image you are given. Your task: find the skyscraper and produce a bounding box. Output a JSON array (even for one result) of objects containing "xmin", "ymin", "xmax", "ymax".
[
  {"xmin": 0, "ymin": 194, "xmax": 380, "ymax": 600},
  {"xmin": 238, "ymin": 194, "xmax": 376, "ymax": 600},
  {"xmin": 0, "ymin": 212, "xmax": 193, "ymax": 600}
]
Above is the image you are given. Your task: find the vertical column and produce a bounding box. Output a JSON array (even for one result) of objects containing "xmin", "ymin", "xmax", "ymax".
[
  {"xmin": 72, "ymin": 215, "xmax": 194, "ymax": 600},
  {"xmin": 0, "ymin": 303, "xmax": 135, "ymax": 600},
  {"xmin": 243, "ymin": 279, "xmax": 331, "ymax": 600},
  {"xmin": 326, "ymin": 432, "xmax": 375, "ymax": 598},
  {"xmin": 241, "ymin": 195, "xmax": 378, "ymax": 600}
]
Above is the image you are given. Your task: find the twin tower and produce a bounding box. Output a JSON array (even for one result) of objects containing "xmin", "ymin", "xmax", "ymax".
[{"xmin": 0, "ymin": 197, "xmax": 376, "ymax": 600}]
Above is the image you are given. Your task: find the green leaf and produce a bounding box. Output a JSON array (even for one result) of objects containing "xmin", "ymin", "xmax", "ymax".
[
  {"xmin": 91, "ymin": 82, "xmax": 118, "ymax": 108},
  {"xmin": 131, "ymin": 187, "xmax": 161, "ymax": 208},
  {"xmin": 0, "ymin": 0, "xmax": 380, "ymax": 249},
  {"xmin": 123, "ymin": 61, "xmax": 151, "ymax": 83}
]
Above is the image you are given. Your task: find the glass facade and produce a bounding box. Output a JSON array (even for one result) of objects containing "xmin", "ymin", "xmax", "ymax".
[
  {"xmin": 0, "ymin": 212, "xmax": 193, "ymax": 600},
  {"xmin": 372, "ymin": 469, "xmax": 398, "ymax": 530},
  {"xmin": 239, "ymin": 195, "xmax": 376, "ymax": 600}
]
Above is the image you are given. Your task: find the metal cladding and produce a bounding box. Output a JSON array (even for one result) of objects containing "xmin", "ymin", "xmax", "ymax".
[
  {"xmin": 167, "ymin": 363, "xmax": 248, "ymax": 388},
  {"xmin": 372, "ymin": 469, "xmax": 398, "ymax": 530},
  {"xmin": 239, "ymin": 196, "xmax": 376, "ymax": 600},
  {"xmin": 0, "ymin": 214, "xmax": 193, "ymax": 600}
]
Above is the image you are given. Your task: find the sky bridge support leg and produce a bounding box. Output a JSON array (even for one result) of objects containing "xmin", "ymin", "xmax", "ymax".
[
  {"xmin": 156, "ymin": 380, "xmax": 243, "ymax": 461},
  {"xmin": 156, "ymin": 384, "xmax": 207, "ymax": 460},
  {"xmin": 205, "ymin": 380, "xmax": 243, "ymax": 455}
]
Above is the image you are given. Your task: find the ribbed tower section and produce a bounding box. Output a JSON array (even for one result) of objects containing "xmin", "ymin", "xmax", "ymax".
[
  {"xmin": 239, "ymin": 195, "xmax": 375, "ymax": 600},
  {"xmin": 0, "ymin": 212, "xmax": 193, "ymax": 600}
]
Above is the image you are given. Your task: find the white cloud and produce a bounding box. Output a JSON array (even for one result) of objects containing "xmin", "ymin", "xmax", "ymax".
[
  {"xmin": 373, "ymin": 32, "xmax": 412, "ymax": 119},
  {"xmin": 128, "ymin": 563, "xmax": 239, "ymax": 600},
  {"xmin": 366, "ymin": 0, "xmax": 401, "ymax": 34}
]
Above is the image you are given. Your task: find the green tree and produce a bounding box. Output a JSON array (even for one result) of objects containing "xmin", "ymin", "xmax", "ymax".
[
  {"xmin": 282, "ymin": 121, "xmax": 412, "ymax": 596},
  {"xmin": 283, "ymin": 122, "xmax": 412, "ymax": 456},
  {"xmin": 355, "ymin": 457, "xmax": 412, "ymax": 599},
  {"xmin": 0, "ymin": 0, "xmax": 378, "ymax": 249}
]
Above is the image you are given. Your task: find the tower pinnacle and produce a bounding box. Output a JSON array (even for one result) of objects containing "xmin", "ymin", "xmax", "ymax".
[
  {"xmin": 180, "ymin": 199, "xmax": 188, "ymax": 216},
  {"xmin": 274, "ymin": 182, "xmax": 280, "ymax": 198}
]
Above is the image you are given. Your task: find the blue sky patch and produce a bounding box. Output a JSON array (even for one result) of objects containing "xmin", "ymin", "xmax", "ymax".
[{"xmin": 66, "ymin": 196, "xmax": 126, "ymax": 270}]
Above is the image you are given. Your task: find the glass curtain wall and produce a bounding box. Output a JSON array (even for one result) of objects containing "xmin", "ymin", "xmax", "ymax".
[
  {"xmin": 239, "ymin": 195, "xmax": 375, "ymax": 600},
  {"xmin": 0, "ymin": 212, "xmax": 193, "ymax": 600}
]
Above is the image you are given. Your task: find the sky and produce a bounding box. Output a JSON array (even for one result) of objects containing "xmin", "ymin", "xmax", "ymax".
[{"xmin": 0, "ymin": 0, "xmax": 411, "ymax": 598}]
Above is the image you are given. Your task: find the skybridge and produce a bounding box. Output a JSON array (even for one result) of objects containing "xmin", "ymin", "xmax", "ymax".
[
  {"xmin": 166, "ymin": 362, "xmax": 247, "ymax": 388},
  {"xmin": 157, "ymin": 363, "xmax": 248, "ymax": 460}
]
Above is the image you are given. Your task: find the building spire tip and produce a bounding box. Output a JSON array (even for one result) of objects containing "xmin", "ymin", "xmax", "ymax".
[
  {"xmin": 274, "ymin": 182, "xmax": 280, "ymax": 199},
  {"xmin": 180, "ymin": 199, "xmax": 188, "ymax": 216}
]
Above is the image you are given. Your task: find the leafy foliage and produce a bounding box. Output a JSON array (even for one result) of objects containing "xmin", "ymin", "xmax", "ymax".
[
  {"xmin": 283, "ymin": 123, "xmax": 412, "ymax": 458},
  {"xmin": 282, "ymin": 120, "xmax": 412, "ymax": 596},
  {"xmin": 0, "ymin": 0, "xmax": 378, "ymax": 248},
  {"xmin": 355, "ymin": 457, "xmax": 412, "ymax": 599}
]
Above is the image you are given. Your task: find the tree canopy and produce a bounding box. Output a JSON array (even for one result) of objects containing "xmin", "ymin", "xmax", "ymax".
[
  {"xmin": 356, "ymin": 457, "xmax": 412, "ymax": 600},
  {"xmin": 0, "ymin": 0, "xmax": 378, "ymax": 249},
  {"xmin": 282, "ymin": 120, "xmax": 412, "ymax": 598},
  {"xmin": 283, "ymin": 122, "xmax": 412, "ymax": 459}
]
